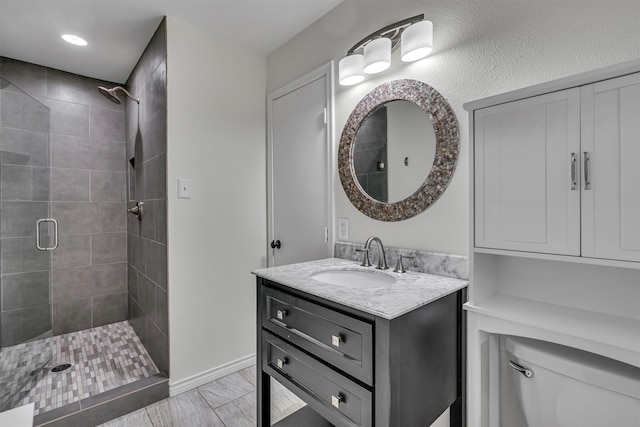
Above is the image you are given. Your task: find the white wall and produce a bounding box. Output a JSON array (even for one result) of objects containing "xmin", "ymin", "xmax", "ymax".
[
  {"xmin": 386, "ymin": 100, "xmax": 435, "ymax": 202},
  {"xmin": 267, "ymin": 0, "xmax": 640, "ymax": 256},
  {"xmin": 166, "ymin": 17, "xmax": 267, "ymax": 386}
]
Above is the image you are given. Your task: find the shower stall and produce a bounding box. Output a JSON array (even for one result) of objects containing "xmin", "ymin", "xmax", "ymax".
[{"xmin": 0, "ymin": 43, "xmax": 168, "ymax": 423}]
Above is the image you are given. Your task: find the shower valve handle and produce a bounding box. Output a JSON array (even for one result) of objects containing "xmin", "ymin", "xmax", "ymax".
[{"xmin": 128, "ymin": 201, "xmax": 144, "ymax": 221}]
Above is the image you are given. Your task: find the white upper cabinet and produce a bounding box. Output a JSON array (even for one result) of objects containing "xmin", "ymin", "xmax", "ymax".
[
  {"xmin": 581, "ymin": 73, "xmax": 640, "ymax": 262},
  {"xmin": 474, "ymin": 72, "xmax": 640, "ymax": 263},
  {"xmin": 474, "ymin": 89, "xmax": 581, "ymax": 255}
]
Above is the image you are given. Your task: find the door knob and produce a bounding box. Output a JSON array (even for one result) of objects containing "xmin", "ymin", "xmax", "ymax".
[{"xmin": 270, "ymin": 240, "xmax": 281, "ymax": 249}]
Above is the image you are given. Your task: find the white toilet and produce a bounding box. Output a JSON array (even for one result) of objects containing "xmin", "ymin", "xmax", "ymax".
[{"xmin": 505, "ymin": 336, "xmax": 640, "ymax": 427}]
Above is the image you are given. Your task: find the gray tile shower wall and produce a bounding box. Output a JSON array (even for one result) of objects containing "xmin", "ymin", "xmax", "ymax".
[
  {"xmin": 125, "ymin": 19, "xmax": 168, "ymax": 375},
  {"xmin": 354, "ymin": 106, "xmax": 388, "ymax": 202},
  {"xmin": 1, "ymin": 56, "xmax": 128, "ymax": 346}
]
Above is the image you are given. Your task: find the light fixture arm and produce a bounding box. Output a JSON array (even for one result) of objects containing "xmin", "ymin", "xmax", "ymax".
[{"xmin": 346, "ymin": 14, "xmax": 425, "ymax": 56}]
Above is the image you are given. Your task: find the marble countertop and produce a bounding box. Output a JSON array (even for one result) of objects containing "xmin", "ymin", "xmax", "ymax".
[{"xmin": 252, "ymin": 258, "xmax": 468, "ymax": 320}]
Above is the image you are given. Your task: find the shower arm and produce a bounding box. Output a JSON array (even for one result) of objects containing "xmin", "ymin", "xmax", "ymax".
[{"xmin": 112, "ymin": 86, "xmax": 140, "ymax": 104}]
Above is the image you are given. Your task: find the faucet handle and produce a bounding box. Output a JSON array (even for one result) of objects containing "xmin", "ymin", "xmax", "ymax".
[
  {"xmin": 393, "ymin": 255, "xmax": 414, "ymax": 274},
  {"xmin": 356, "ymin": 248, "xmax": 372, "ymax": 267}
]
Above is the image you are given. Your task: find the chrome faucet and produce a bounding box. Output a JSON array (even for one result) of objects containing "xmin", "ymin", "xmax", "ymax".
[{"xmin": 364, "ymin": 236, "xmax": 389, "ymax": 270}]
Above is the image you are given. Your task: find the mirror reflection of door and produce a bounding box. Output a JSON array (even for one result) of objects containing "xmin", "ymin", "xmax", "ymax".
[
  {"xmin": 354, "ymin": 100, "xmax": 436, "ymax": 203},
  {"xmin": 268, "ymin": 68, "xmax": 331, "ymax": 266}
]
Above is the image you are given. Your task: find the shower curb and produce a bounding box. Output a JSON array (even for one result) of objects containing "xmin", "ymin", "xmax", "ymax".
[{"xmin": 33, "ymin": 373, "xmax": 169, "ymax": 426}]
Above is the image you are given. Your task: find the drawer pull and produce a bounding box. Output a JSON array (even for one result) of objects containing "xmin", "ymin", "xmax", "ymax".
[
  {"xmin": 331, "ymin": 334, "xmax": 342, "ymax": 347},
  {"xmin": 276, "ymin": 357, "xmax": 288, "ymax": 369},
  {"xmin": 276, "ymin": 309, "xmax": 287, "ymax": 320},
  {"xmin": 331, "ymin": 393, "xmax": 344, "ymax": 409}
]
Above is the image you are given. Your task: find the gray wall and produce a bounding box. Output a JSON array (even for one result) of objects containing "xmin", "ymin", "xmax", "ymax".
[
  {"xmin": 126, "ymin": 20, "xmax": 169, "ymax": 374},
  {"xmin": 0, "ymin": 56, "xmax": 128, "ymax": 345}
]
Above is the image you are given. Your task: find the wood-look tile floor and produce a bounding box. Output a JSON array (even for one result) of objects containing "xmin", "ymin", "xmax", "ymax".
[{"xmin": 98, "ymin": 366, "xmax": 305, "ymax": 427}]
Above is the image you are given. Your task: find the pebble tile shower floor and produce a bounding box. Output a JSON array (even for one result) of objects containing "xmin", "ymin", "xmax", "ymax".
[{"xmin": 0, "ymin": 321, "xmax": 158, "ymax": 415}]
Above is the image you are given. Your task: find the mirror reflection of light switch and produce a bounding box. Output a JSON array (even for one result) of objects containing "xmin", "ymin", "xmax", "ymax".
[
  {"xmin": 178, "ymin": 179, "xmax": 191, "ymax": 199},
  {"xmin": 338, "ymin": 218, "xmax": 349, "ymax": 240}
]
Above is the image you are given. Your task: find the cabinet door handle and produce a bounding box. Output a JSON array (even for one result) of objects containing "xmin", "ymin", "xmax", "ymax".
[
  {"xmin": 331, "ymin": 393, "xmax": 344, "ymax": 408},
  {"xmin": 570, "ymin": 153, "xmax": 577, "ymax": 190},
  {"xmin": 584, "ymin": 151, "xmax": 591, "ymax": 190}
]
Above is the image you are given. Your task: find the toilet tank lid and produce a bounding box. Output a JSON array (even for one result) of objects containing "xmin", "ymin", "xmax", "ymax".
[{"xmin": 505, "ymin": 336, "xmax": 640, "ymax": 400}]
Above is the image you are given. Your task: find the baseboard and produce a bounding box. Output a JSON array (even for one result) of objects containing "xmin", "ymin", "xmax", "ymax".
[{"xmin": 168, "ymin": 353, "xmax": 256, "ymax": 397}]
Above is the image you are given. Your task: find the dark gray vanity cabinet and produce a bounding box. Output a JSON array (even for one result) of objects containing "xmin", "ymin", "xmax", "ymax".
[{"xmin": 256, "ymin": 278, "xmax": 466, "ymax": 427}]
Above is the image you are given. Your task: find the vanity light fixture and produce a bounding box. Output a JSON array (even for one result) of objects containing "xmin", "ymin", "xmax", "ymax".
[
  {"xmin": 338, "ymin": 14, "xmax": 433, "ymax": 86},
  {"xmin": 61, "ymin": 34, "xmax": 88, "ymax": 46}
]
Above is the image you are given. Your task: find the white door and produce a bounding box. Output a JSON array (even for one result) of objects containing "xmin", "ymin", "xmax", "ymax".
[
  {"xmin": 474, "ymin": 88, "xmax": 581, "ymax": 255},
  {"xmin": 268, "ymin": 66, "xmax": 332, "ymax": 266},
  {"xmin": 581, "ymin": 72, "xmax": 640, "ymax": 262}
]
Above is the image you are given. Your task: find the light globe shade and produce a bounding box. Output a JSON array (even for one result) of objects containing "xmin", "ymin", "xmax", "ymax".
[
  {"xmin": 339, "ymin": 54, "xmax": 365, "ymax": 86},
  {"xmin": 363, "ymin": 37, "xmax": 391, "ymax": 74},
  {"xmin": 401, "ymin": 20, "xmax": 433, "ymax": 62}
]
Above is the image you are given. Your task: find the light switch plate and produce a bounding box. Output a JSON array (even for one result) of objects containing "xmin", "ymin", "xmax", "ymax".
[
  {"xmin": 338, "ymin": 218, "xmax": 349, "ymax": 240},
  {"xmin": 177, "ymin": 179, "xmax": 191, "ymax": 199}
]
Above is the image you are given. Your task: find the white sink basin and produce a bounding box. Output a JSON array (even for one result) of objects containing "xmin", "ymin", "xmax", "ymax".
[{"xmin": 311, "ymin": 269, "xmax": 396, "ymax": 288}]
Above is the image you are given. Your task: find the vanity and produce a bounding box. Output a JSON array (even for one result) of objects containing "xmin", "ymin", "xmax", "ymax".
[{"xmin": 253, "ymin": 258, "xmax": 468, "ymax": 427}]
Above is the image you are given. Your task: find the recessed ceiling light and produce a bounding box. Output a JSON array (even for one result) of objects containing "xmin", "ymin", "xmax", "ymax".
[{"xmin": 61, "ymin": 34, "xmax": 88, "ymax": 46}]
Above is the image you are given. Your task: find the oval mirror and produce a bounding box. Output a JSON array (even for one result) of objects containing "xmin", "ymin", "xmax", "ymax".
[{"xmin": 339, "ymin": 79, "xmax": 459, "ymax": 222}]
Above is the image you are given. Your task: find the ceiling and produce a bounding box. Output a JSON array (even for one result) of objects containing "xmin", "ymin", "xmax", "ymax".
[{"xmin": 0, "ymin": 0, "xmax": 343, "ymax": 83}]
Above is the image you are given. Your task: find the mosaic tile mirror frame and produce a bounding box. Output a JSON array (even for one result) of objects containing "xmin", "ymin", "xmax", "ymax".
[{"xmin": 338, "ymin": 79, "xmax": 460, "ymax": 221}]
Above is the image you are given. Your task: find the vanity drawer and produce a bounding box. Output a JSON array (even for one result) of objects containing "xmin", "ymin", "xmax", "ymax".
[
  {"xmin": 261, "ymin": 286, "xmax": 373, "ymax": 385},
  {"xmin": 263, "ymin": 331, "xmax": 372, "ymax": 427}
]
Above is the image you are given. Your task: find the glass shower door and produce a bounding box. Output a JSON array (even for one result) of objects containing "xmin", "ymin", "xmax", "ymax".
[{"xmin": 0, "ymin": 76, "xmax": 54, "ymax": 411}]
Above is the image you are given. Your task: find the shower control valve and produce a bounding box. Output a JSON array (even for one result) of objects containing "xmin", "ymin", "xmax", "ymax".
[{"xmin": 127, "ymin": 201, "xmax": 144, "ymax": 221}]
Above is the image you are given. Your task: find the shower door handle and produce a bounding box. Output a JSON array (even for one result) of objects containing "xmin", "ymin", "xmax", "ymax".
[{"xmin": 36, "ymin": 218, "xmax": 58, "ymax": 251}]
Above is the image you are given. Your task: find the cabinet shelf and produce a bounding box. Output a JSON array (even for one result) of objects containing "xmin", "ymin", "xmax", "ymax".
[
  {"xmin": 465, "ymin": 294, "xmax": 640, "ymax": 368},
  {"xmin": 273, "ymin": 406, "xmax": 334, "ymax": 427},
  {"xmin": 474, "ymin": 247, "xmax": 640, "ymax": 270}
]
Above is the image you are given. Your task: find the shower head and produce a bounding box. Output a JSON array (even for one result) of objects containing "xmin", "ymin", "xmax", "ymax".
[{"xmin": 97, "ymin": 86, "xmax": 140, "ymax": 104}]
